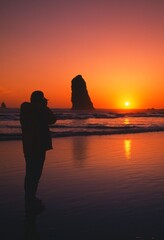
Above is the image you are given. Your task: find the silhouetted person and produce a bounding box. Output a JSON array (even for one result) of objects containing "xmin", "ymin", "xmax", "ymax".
[{"xmin": 20, "ymin": 91, "xmax": 56, "ymax": 212}]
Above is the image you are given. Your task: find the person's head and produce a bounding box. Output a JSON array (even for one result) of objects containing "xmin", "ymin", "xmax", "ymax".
[{"xmin": 30, "ymin": 90, "xmax": 48, "ymax": 105}]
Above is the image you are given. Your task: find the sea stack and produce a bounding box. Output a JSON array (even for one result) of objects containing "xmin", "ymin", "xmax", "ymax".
[
  {"xmin": 1, "ymin": 102, "xmax": 6, "ymax": 109},
  {"xmin": 71, "ymin": 75, "xmax": 94, "ymax": 110}
]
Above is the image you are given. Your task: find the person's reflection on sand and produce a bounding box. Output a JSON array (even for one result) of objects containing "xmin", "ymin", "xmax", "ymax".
[{"xmin": 24, "ymin": 208, "xmax": 45, "ymax": 240}]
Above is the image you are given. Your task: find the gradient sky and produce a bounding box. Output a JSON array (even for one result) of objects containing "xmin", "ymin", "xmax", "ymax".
[{"xmin": 0, "ymin": 0, "xmax": 164, "ymax": 108}]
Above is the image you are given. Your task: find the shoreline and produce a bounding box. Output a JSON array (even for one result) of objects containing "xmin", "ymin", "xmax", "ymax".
[{"xmin": 0, "ymin": 128, "xmax": 164, "ymax": 141}]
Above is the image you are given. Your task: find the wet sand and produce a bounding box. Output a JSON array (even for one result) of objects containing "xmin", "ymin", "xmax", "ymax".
[{"xmin": 0, "ymin": 132, "xmax": 164, "ymax": 239}]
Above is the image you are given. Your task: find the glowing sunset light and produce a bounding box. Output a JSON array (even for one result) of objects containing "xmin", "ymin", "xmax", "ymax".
[
  {"xmin": 0, "ymin": 0, "xmax": 164, "ymax": 108},
  {"xmin": 125, "ymin": 101, "xmax": 130, "ymax": 107}
]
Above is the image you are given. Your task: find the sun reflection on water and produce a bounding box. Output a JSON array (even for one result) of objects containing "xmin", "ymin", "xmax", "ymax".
[{"xmin": 124, "ymin": 118, "xmax": 130, "ymax": 125}]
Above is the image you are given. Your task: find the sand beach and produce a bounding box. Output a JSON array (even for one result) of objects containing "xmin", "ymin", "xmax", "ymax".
[{"xmin": 0, "ymin": 132, "xmax": 164, "ymax": 239}]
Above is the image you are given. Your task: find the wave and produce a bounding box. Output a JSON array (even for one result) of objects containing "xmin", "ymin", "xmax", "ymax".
[
  {"xmin": 0, "ymin": 108, "xmax": 164, "ymax": 140},
  {"xmin": 0, "ymin": 123, "xmax": 162, "ymax": 130},
  {"xmin": 1, "ymin": 109, "xmax": 164, "ymax": 122},
  {"xmin": 55, "ymin": 112, "xmax": 164, "ymax": 120},
  {"xmin": 1, "ymin": 126, "xmax": 164, "ymax": 141}
]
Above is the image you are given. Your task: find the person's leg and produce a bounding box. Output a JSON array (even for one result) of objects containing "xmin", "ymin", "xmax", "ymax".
[
  {"xmin": 32, "ymin": 151, "xmax": 46, "ymax": 199},
  {"xmin": 24, "ymin": 151, "xmax": 46, "ymax": 204}
]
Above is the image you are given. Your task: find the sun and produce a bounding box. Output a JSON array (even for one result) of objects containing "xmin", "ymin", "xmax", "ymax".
[{"xmin": 125, "ymin": 101, "xmax": 130, "ymax": 107}]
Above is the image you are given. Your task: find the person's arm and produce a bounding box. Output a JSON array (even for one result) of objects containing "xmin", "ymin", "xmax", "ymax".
[
  {"xmin": 33, "ymin": 99, "xmax": 57, "ymax": 125},
  {"xmin": 45, "ymin": 107, "xmax": 57, "ymax": 125}
]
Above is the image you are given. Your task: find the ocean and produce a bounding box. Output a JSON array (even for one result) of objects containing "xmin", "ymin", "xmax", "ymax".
[{"xmin": 0, "ymin": 108, "xmax": 164, "ymax": 140}]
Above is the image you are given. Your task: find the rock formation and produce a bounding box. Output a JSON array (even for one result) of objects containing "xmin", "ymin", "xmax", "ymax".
[
  {"xmin": 1, "ymin": 102, "xmax": 6, "ymax": 109},
  {"xmin": 71, "ymin": 75, "xmax": 94, "ymax": 110}
]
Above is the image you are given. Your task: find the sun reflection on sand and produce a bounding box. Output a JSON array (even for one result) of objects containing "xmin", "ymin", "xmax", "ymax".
[{"xmin": 124, "ymin": 139, "xmax": 131, "ymax": 160}]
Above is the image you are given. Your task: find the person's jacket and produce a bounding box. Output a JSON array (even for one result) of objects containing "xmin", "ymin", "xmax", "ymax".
[{"xmin": 20, "ymin": 102, "xmax": 56, "ymax": 155}]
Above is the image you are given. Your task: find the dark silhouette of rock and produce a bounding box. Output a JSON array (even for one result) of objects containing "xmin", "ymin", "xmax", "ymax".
[
  {"xmin": 71, "ymin": 75, "xmax": 94, "ymax": 110},
  {"xmin": 1, "ymin": 102, "xmax": 6, "ymax": 108}
]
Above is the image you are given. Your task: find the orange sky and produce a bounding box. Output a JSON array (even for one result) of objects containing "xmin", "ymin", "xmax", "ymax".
[{"xmin": 0, "ymin": 0, "xmax": 164, "ymax": 109}]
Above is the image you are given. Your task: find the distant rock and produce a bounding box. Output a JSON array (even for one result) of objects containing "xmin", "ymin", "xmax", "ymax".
[
  {"xmin": 1, "ymin": 102, "xmax": 6, "ymax": 109},
  {"xmin": 71, "ymin": 75, "xmax": 94, "ymax": 110}
]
